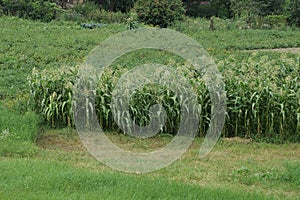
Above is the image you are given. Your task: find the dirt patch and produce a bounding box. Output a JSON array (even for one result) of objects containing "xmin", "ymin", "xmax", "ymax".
[
  {"xmin": 222, "ymin": 137, "xmax": 253, "ymax": 144},
  {"xmin": 37, "ymin": 133, "xmax": 85, "ymax": 152}
]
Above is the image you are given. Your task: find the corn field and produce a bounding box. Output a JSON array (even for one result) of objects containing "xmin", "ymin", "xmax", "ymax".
[
  {"xmin": 221, "ymin": 53, "xmax": 300, "ymax": 142},
  {"xmin": 29, "ymin": 53, "xmax": 300, "ymax": 142}
]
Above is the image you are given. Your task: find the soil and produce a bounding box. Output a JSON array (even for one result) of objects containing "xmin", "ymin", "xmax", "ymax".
[{"xmin": 37, "ymin": 133, "xmax": 85, "ymax": 152}]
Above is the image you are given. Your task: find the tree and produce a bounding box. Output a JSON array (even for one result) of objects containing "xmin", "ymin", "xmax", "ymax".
[
  {"xmin": 288, "ymin": 0, "xmax": 300, "ymax": 26},
  {"xmin": 134, "ymin": 0, "xmax": 185, "ymax": 28},
  {"xmin": 211, "ymin": 0, "xmax": 232, "ymax": 18},
  {"xmin": 257, "ymin": 0, "xmax": 286, "ymax": 16},
  {"xmin": 230, "ymin": 0, "xmax": 260, "ymax": 19},
  {"xmin": 184, "ymin": 1, "xmax": 217, "ymax": 18},
  {"xmin": 87, "ymin": 0, "xmax": 135, "ymax": 12}
]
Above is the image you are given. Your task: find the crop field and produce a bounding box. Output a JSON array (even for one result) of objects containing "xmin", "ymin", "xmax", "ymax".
[{"xmin": 0, "ymin": 16, "xmax": 300, "ymax": 199}]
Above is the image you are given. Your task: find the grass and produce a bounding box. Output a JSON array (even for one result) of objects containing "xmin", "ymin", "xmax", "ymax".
[
  {"xmin": 4, "ymin": 128, "xmax": 295, "ymax": 199},
  {"xmin": 2, "ymin": 129, "xmax": 300, "ymax": 199},
  {"xmin": 0, "ymin": 159, "xmax": 276, "ymax": 200},
  {"xmin": 0, "ymin": 102, "xmax": 40, "ymax": 140}
]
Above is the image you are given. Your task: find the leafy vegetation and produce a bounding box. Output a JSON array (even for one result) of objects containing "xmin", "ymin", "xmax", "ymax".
[
  {"xmin": 1, "ymin": 0, "xmax": 300, "ymax": 27},
  {"xmin": 134, "ymin": 0, "xmax": 185, "ymax": 28},
  {"xmin": 70, "ymin": 2, "xmax": 130, "ymax": 24},
  {"xmin": 221, "ymin": 53, "xmax": 300, "ymax": 142},
  {"xmin": 86, "ymin": 0, "xmax": 135, "ymax": 13},
  {"xmin": 184, "ymin": 0, "xmax": 300, "ymax": 27},
  {"xmin": 28, "ymin": 52, "xmax": 300, "ymax": 142},
  {"xmin": 0, "ymin": 0, "xmax": 58, "ymax": 22}
]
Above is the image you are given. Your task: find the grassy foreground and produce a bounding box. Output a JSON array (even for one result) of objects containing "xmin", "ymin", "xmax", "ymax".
[
  {"xmin": 1, "ymin": 129, "xmax": 299, "ymax": 199},
  {"xmin": 0, "ymin": 159, "xmax": 272, "ymax": 200}
]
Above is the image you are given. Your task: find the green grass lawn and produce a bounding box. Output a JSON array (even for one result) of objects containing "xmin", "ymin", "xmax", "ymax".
[{"xmin": 0, "ymin": 158, "xmax": 275, "ymax": 200}]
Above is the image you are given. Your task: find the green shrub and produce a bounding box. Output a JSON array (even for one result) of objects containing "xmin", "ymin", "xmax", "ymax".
[
  {"xmin": 72, "ymin": 2, "xmax": 129, "ymax": 23},
  {"xmin": 1, "ymin": 0, "xmax": 58, "ymax": 22},
  {"xmin": 88, "ymin": 10, "xmax": 129, "ymax": 23},
  {"xmin": 263, "ymin": 15, "xmax": 287, "ymax": 29},
  {"xmin": 134, "ymin": 0, "xmax": 185, "ymax": 28},
  {"xmin": 185, "ymin": 1, "xmax": 217, "ymax": 18},
  {"xmin": 73, "ymin": 1, "xmax": 99, "ymax": 17},
  {"xmin": 126, "ymin": 12, "xmax": 139, "ymax": 30},
  {"xmin": 57, "ymin": 10, "xmax": 85, "ymax": 23},
  {"xmin": 288, "ymin": 0, "xmax": 300, "ymax": 26},
  {"xmin": 0, "ymin": 5, "xmax": 3, "ymax": 16},
  {"xmin": 85, "ymin": 0, "xmax": 135, "ymax": 13}
]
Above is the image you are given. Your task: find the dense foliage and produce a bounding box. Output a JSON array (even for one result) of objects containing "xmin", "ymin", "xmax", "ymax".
[
  {"xmin": 183, "ymin": 0, "xmax": 300, "ymax": 27},
  {"xmin": 134, "ymin": 0, "xmax": 185, "ymax": 28},
  {"xmin": 71, "ymin": 1, "xmax": 130, "ymax": 23},
  {"xmin": 289, "ymin": 0, "xmax": 300, "ymax": 26},
  {"xmin": 86, "ymin": 0, "xmax": 135, "ymax": 13},
  {"xmin": 0, "ymin": 0, "xmax": 57, "ymax": 22},
  {"xmin": 0, "ymin": 0, "xmax": 299, "ymax": 27}
]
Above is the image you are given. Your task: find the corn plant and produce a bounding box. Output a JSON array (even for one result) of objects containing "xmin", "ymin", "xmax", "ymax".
[
  {"xmin": 220, "ymin": 53, "xmax": 300, "ymax": 142},
  {"xmin": 29, "ymin": 54, "xmax": 300, "ymax": 142},
  {"xmin": 29, "ymin": 66, "xmax": 76, "ymax": 127}
]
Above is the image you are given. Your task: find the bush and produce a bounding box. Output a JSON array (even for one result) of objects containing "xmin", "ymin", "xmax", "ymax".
[
  {"xmin": 134, "ymin": 0, "xmax": 185, "ymax": 28},
  {"xmin": 1, "ymin": 0, "xmax": 58, "ymax": 22},
  {"xmin": 86, "ymin": 0, "xmax": 135, "ymax": 13},
  {"xmin": 264, "ymin": 15, "xmax": 287, "ymax": 29},
  {"xmin": 73, "ymin": 1, "xmax": 99, "ymax": 17},
  {"xmin": 72, "ymin": 2, "xmax": 129, "ymax": 23},
  {"xmin": 288, "ymin": 0, "xmax": 300, "ymax": 26},
  {"xmin": 185, "ymin": 1, "xmax": 217, "ymax": 18},
  {"xmin": 88, "ymin": 10, "xmax": 129, "ymax": 23}
]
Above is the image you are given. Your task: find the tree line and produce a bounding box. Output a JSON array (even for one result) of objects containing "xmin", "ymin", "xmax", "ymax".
[{"xmin": 0, "ymin": 0, "xmax": 299, "ymax": 26}]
